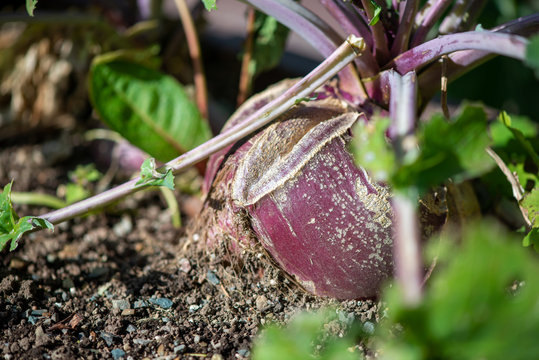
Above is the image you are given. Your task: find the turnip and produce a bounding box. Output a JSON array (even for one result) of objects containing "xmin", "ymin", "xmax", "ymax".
[{"xmin": 197, "ymin": 80, "xmax": 394, "ymax": 299}]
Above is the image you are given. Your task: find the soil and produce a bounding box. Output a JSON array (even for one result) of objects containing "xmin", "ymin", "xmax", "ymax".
[{"xmin": 0, "ymin": 127, "xmax": 380, "ymax": 360}]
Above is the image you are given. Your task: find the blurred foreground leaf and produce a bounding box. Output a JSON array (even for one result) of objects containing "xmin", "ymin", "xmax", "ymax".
[
  {"xmin": 253, "ymin": 309, "xmax": 360, "ymax": 360},
  {"xmin": 352, "ymin": 105, "xmax": 494, "ymax": 194},
  {"xmin": 377, "ymin": 222, "xmax": 539, "ymax": 360},
  {"xmin": 89, "ymin": 57, "xmax": 212, "ymax": 163},
  {"xmin": 350, "ymin": 116, "xmax": 395, "ymax": 182}
]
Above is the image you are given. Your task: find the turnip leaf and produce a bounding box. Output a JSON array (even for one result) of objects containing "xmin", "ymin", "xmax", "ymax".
[
  {"xmin": 393, "ymin": 105, "xmax": 494, "ymax": 193},
  {"xmin": 379, "ymin": 221, "xmax": 539, "ymax": 359},
  {"xmin": 89, "ymin": 57, "xmax": 212, "ymax": 163},
  {"xmin": 135, "ymin": 158, "xmax": 175, "ymax": 190},
  {"xmin": 350, "ymin": 116, "xmax": 395, "ymax": 182},
  {"xmin": 522, "ymin": 187, "xmax": 539, "ymax": 228},
  {"xmin": 26, "ymin": 0, "xmax": 37, "ymax": 16},
  {"xmin": 249, "ymin": 12, "xmax": 290, "ymax": 78},
  {"xmin": 0, "ymin": 182, "xmax": 53, "ymax": 252},
  {"xmin": 368, "ymin": 0, "xmax": 382, "ymax": 25},
  {"xmin": 201, "ymin": 0, "xmax": 217, "ymax": 11}
]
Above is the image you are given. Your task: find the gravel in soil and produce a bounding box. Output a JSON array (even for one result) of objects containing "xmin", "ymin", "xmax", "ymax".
[{"xmin": 1, "ymin": 130, "xmax": 380, "ymax": 359}]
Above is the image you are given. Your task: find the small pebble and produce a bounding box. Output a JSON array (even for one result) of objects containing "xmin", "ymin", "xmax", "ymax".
[
  {"xmin": 174, "ymin": 344, "xmax": 185, "ymax": 354},
  {"xmin": 211, "ymin": 354, "xmax": 224, "ymax": 360},
  {"xmin": 126, "ymin": 324, "xmax": 137, "ymax": 333},
  {"xmin": 112, "ymin": 299, "xmax": 131, "ymax": 310},
  {"xmin": 188, "ymin": 304, "xmax": 199, "ymax": 313},
  {"xmin": 149, "ymin": 298, "xmax": 173, "ymax": 309},
  {"xmin": 133, "ymin": 338, "xmax": 152, "ymax": 346},
  {"xmin": 193, "ymin": 335, "xmax": 200, "ymax": 344},
  {"xmin": 255, "ymin": 295, "xmax": 271, "ymax": 312},
  {"xmin": 178, "ymin": 258, "xmax": 191, "ymax": 273},
  {"xmin": 111, "ymin": 348, "xmax": 125, "ymax": 359},
  {"xmin": 113, "ymin": 215, "xmax": 133, "ymax": 237},
  {"xmin": 157, "ymin": 344, "xmax": 165, "ymax": 356},
  {"xmin": 100, "ymin": 332, "xmax": 116, "ymax": 347},
  {"xmin": 121, "ymin": 309, "xmax": 135, "ymax": 316},
  {"xmin": 237, "ymin": 349, "xmax": 250, "ymax": 357},
  {"xmin": 206, "ymin": 270, "xmax": 220, "ymax": 285}
]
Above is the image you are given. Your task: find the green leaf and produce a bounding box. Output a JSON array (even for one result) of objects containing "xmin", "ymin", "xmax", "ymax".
[
  {"xmin": 498, "ymin": 111, "xmax": 539, "ymax": 169},
  {"xmin": 65, "ymin": 183, "xmax": 91, "ymax": 204},
  {"xmin": 378, "ymin": 221, "xmax": 539, "ymax": 360},
  {"xmin": 0, "ymin": 182, "xmax": 18, "ymax": 234},
  {"xmin": 89, "ymin": 58, "xmax": 212, "ymax": 163},
  {"xmin": 201, "ymin": 0, "xmax": 217, "ymax": 11},
  {"xmin": 1, "ymin": 182, "xmax": 53, "ymax": 252},
  {"xmin": 249, "ymin": 13, "xmax": 290, "ymax": 78},
  {"xmin": 350, "ymin": 116, "xmax": 395, "ymax": 182},
  {"xmin": 525, "ymin": 34, "xmax": 539, "ymax": 79},
  {"xmin": 252, "ymin": 309, "xmax": 360, "ymax": 360},
  {"xmin": 135, "ymin": 158, "xmax": 175, "ymax": 190},
  {"xmin": 522, "ymin": 228, "xmax": 539, "ymax": 252},
  {"xmin": 369, "ymin": 0, "xmax": 382, "ymax": 26},
  {"xmin": 394, "ymin": 105, "xmax": 494, "ymax": 193},
  {"xmin": 69, "ymin": 163, "xmax": 102, "ymax": 184},
  {"xmin": 522, "ymin": 187, "xmax": 539, "ymax": 227},
  {"xmin": 26, "ymin": 0, "xmax": 38, "ymax": 16}
]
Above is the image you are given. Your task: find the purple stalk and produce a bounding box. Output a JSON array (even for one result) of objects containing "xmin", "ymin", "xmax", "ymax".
[
  {"xmin": 388, "ymin": 31, "xmax": 529, "ymax": 75},
  {"xmin": 389, "ymin": 70, "xmax": 423, "ymax": 306},
  {"xmin": 439, "ymin": 0, "xmax": 487, "ymax": 34},
  {"xmin": 320, "ymin": 0, "xmax": 373, "ymax": 49},
  {"xmin": 391, "ymin": 0, "xmax": 419, "ymax": 56},
  {"xmin": 241, "ymin": 0, "xmax": 369, "ymax": 98},
  {"xmin": 411, "ymin": 0, "xmax": 453, "ymax": 47},
  {"xmin": 418, "ymin": 14, "xmax": 539, "ymax": 102},
  {"xmin": 360, "ymin": 0, "xmax": 390, "ymax": 64},
  {"xmin": 39, "ymin": 36, "xmax": 365, "ymax": 225},
  {"xmin": 320, "ymin": 0, "xmax": 380, "ymax": 77}
]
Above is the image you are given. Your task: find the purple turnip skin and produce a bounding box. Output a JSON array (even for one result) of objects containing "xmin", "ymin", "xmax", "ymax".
[{"xmin": 198, "ymin": 79, "xmax": 394, "ymax": 299}]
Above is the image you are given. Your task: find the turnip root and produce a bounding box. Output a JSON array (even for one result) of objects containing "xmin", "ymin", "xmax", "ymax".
[{"xmin": 195, "ymin": 79, "xmax": 394, "ymax": 299}]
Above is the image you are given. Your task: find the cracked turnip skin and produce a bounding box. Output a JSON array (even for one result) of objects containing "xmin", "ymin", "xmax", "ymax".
[{"xmin": 195, "ymin": 79, "xmax": 394, "ymax": 299}]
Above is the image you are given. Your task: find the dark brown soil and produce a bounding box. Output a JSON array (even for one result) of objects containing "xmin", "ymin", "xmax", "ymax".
[{"xmin": 0, "ymin": 127, "xmax": 379, "ymax": 359}]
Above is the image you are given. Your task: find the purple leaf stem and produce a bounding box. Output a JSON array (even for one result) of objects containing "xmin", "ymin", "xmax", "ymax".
[
  {"xmin": 418, "ymin": 13, "xmax": 539, "ymax": 103},
  {"xmin": 39, "ymin": 36, "xmax": 365, "ymax": 225},
  {"xmin": 438, "ymin": 0, "xmax": 487, "ymax": 34},
  {"xmin": 320, "ymin": 0, "xmax": 380, "ymax": 76},
  {"xmin": 388, "ymin": 31, "xmax": 529, "ymax": 75},
  {"xmin": 411, "ymin": 0, "xmax": 453, "ymax": 47},
  {"xmin": 389, "ymin": 70, "xmax": 423, "ymax": 306},
  {"xmin": 391, "ymin": 0, "xmax": 419, "ymax": 56},
  {"xmin": 320, "ymin": 0, "xmax": 373, "ymax": 49},
  {"xmin": 360, "ymin": 0, "xmax": 390, "ymax": 64},
  {"xmin": 241, "ymin": 0, "xmax": 370, "ymax": 98}
]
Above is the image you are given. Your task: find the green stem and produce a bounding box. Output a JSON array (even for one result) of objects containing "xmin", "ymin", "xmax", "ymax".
[
  {"xmin": 160, "ymin": 187, "xmax": 182, "ymax": 228},
  {"xmin": 10, "ymin": 191, "xmax": 67, "ymax": 209}
]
